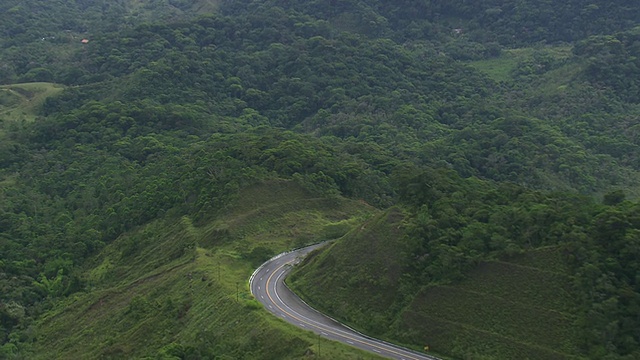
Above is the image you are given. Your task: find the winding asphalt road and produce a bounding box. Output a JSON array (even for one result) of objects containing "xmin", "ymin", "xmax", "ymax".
[{"xmin": 250, "ymin": 244, "xmax": 440, "ymax": 360}]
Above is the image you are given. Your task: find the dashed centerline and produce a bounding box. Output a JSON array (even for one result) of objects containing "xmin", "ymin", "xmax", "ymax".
[{"xmin": 252, "ymin": 245, "xmax": 437, "ymax": 360}]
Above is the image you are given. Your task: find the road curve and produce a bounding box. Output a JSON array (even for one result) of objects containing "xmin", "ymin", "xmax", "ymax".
[{"xmin": 250, "ymin": 244, "xmax": 440, "ymax": 360}]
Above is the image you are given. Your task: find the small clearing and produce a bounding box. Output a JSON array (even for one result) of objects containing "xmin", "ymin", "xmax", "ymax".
[{"xmin": 0, "ymin": 82, "xmax": 65, "ymax": 122}]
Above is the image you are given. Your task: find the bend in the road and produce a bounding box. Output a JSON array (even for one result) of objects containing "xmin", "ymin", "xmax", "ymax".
[{"xmin": 250, "ymin": 244, "xmax": 440, "ymax": 360}]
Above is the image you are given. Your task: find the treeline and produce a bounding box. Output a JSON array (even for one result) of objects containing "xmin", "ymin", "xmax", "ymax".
[
  {"xmin": 0, "ymin": 97, "xmax": 399, "ymax": 348},
  {"xmin": 398, "ymin": 169, "xmax": 640, "ymax": 358},
  {"xmin": 574, "ymin": 26, "xmax": 640, "ymax": 103},
  {"xmin": 5, "ymin": 0, "xmax": 640, "ymax": 85},
  {"xmin": 0, "ymin": 0, "xmax": 216, "ymax": 84}
]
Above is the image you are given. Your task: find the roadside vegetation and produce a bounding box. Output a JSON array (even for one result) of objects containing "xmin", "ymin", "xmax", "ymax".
[{"xmin": 24, "ymin": 181, "xmax": 378, "ymax": 359}]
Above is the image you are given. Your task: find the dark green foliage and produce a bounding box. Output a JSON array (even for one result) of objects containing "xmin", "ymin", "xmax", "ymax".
[
  {"xmin": 574, "ymin": 27, "xmax": 640, "ymax": 103},
  {"xmin": 222, "ymin": 0, "xmax": 640, "ymax": 47},
  {"xmin": 293, "ymin": 169, "xmax": 640, "ymax": 358},
  {"xmin": 243, "ymin": 246, "xmax": 273, "ymax": 268},
  {"xmin": 3, "ymin": 0, "xmax": 639, "ymax": 197},
  {"xmin": 400, "ymin": 171, "xmax": 640, "ymax": 357},
  {"xmin": 603, "ymin": 190, "xmax": 626, "ymax": 206}
]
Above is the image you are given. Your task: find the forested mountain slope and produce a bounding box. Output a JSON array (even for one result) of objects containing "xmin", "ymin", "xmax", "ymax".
[
  {"xmin": 1, "ymin": 0, "xmax": 640, "ymax": 359},
  {"xmin": 222, "ymin": 0, "xmax": 640, "ymax": 47},
  {"xmin": 291, "ymin": 170, "xmax": 640, "ymax": 359},
  {"xmin": 35, "ymin": 14, "xmax": 640, "ymax": 194}
]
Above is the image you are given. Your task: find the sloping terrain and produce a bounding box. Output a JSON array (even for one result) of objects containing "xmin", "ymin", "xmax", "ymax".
[
  {"xmin": 0, "ymin": 82, "xmax": 64, "ymax": 122},
  {"xmin": 395, "ymin": 248, "xmax": 580, "ymax": 359},
  {"xmin": 28, "ymin": 181, "xmax": 379, "ymax": 359},
  {"xmin": 290, "ymin": 211, "xmax": 582, "ymax": 359},
  {"xmin": 289, "ymin": 208, "xmax": 412, "ymax": 336}
]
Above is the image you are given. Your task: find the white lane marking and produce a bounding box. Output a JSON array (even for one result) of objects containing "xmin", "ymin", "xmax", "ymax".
[
  {"xmin": 258, "ymin": 286, "xmax": 260, "ymax": 290},
  {"xmin": 260, "ymin": 277, "xmax": 263, "ymax": 281},
  {"xmin": 269, "ymin": 305, "xmax": 273, "ymax": 309},
  {"xmin": 261, "ymin": 295, "xmax": 264, "ymax": 299},
  {"xmin": 321, "ymin": 332, "xmax": 328, "ymax": 336},
  {"xmin": 264, "ymin": 252, "xmax": 432, "ymax": 360},
  {"xmin": 373, "ymin": 349, "xmax": 381, "ymax": 353},
  {"xmin": 273, "ymin": 269, "xmax": 371, "ymax": 340},
  {"xmin": 299, "ymin": 323, "xmax": 306, "ymax": 327}
]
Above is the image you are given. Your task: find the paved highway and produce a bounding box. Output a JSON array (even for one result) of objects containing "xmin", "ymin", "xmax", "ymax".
[{"xmin": 250, "ymin": 244, "xmax": 440, "ymax": 360}]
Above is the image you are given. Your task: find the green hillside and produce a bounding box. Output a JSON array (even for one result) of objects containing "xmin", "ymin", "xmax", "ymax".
[
  {"xmin": 290, "ymin": 215, "xmax": 581, "ymax": 359},
  {"xmin": 288, "ymin": 209, "xmax": 412, "ymax": 337},
  {"xmin": 0, "ymin": 82, "xmax": 64, "ymax": 122},
  {"xmin": 290, "ymin": 170, "xmax": 640, "ymax": 359},
  {"xmin": 26, "ymin": 180, "xmax": 379, "ymax": 359}
]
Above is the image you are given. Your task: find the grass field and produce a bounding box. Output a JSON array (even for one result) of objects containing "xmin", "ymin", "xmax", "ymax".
[
  {"xmin": 31, "ymin": 180, "xmax": 382, "ymax": 359},
  {"xmin": 468, "ymin": 46, "xmax": 573, "ymax": 82},
  {"xmin": 0, "ymin": 82, "xmax": 64, "ymax": 122},
  {"xmin": 393, "ymin": 247, "xmax": 582, "ymax": 360},
  {"xmin": 288, "ymin": 208, "xmax": 416, "ymax": 337}
]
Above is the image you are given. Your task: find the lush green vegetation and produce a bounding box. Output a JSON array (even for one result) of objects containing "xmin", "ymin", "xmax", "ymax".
[
  {"xmin": 5, "ymin": 181, "xmax": 380, "ymax": 359},
  {"xmin": 291, "ymin": 170, "xmax": 640, "ymax": 359},
  {"xmin": 0, "ymin": 82, "xmax": 64, "ymax": 119},
  {"xmin": 1, "ymin": 0, "xmax": 640, "ymax": 359}
]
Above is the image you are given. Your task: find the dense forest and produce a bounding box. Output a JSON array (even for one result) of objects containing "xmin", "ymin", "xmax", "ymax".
[{"xmin": 1, "ymin": 0, "xmax": 640, "ymax": 359}]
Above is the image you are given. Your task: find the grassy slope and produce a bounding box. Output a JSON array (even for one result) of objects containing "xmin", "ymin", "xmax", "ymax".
[
  {"xmin": 467, "ymin": 48, "xmax": 534, "ymax": 82},
  {"xmin": 290, "ymin": 212, "xmax": 582, "ymax": 360},
  {"xmin": 0, "ymin": 82, "xmax": 64, "ymax": 122},
  {"xmin": 288, "ymin": 209, "xmax": 418, "ymax": 338},
  {"xmin": 31, "ymin": 180, "xmax": 382, "ymax": 359},
  {"xmin": 395, "ymin": 248, "xmax": 581, "ymax": 360},
  {"xmin": 468, "ymin": 46, "xmax": 573, "ymax": 82}
]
